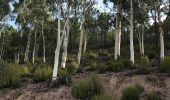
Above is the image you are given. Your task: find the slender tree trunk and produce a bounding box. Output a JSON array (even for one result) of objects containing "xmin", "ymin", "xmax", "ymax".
[
  {"xmin": 61, "ymin": 6, "xmax": 71, "ymax": 69},
  {"xmin": 24, "ymin": 30, "xmax": 31, "ymax": 63},
  {"xmin": 137, "ymin": 25, "xmax": 145, "ymax": 57},
  {"xmin": 130, "ymin": 0, "xmax": 134, "ymax": 63},
  {"xmin": 32, "ymin": 30, "xmax": 37, "ymax": 64},
  {"xmin": 83, "ymin": 32, "xmax": 87, "ymax": 53},
  {"xmin": 41, "ymin": 20, "xmax": 46, "ymax": 63},
  {"xmin": 117, "ymin": 20, "xmax": 121, "ymax": 56},
  {"xmin": 114, "ymin": 14, "xmax": 118, "ymax": 61},
  {"xmin": 51, "ymin": 1, "xmax": 62, "ymax": 84},
  {"xmin": 141, "ymin": 25, "xmax": 144, "ymax": 56},
  {"xmin": 77, "ymin": 21, "xmax": 84, "ymax": 65},
  {"xmin": 158, "ymin": 4, "xmax": 164, "ymax": 61}
]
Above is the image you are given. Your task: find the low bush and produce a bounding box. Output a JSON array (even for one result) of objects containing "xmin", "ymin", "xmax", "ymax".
[
  {"xmin": 97, "ymin": 63, "xmax": 108, "ymax": 73},
  {"xmin": 91, "ymin": 93, "xmax": 112, "ymax": 100},
  {"xmin": 160, "ymin": 56, "xmax": 170, "ymax": 75},
  {"xmin": 20, "ymin": 65, "xmax": 29, "ymax": 76},
  {"xmin": 0, "ymin": 63, "xmax": 22, "ymax": 88},
  {"xmin": 90, "ymin": 62, "xmax": 97, "ymax": 71},
  {"xmin": 121, "ymin": 84, "xmax": 143, "ymax": 100},
  {"xmin": 33, "ymin": 66, "xmax": 52, "ymax": 82},
  {"xmin": 72, "ymin": 74, "xmax": 104, "ymax": 99},
  {"xmin": 120, "ymin": 59, "xmax": 133, "ymax": 68},
  {"xmin": 58, "ymin": 68, "xmax": 72, "ymax": 85},
  {"xmin": 147, "ymin": 91, "xmax": 161, "ymax": 100},
  {"xmin": 107, "ymin": 61, "xmax": 124, "ymax": 72},
  {"xmin": 66, "ymin": 62, "xmax": 78, "ymax": 75},
  {"xmin": 137, "ymin": 56, "xmax": 150, "ymax": 75}
]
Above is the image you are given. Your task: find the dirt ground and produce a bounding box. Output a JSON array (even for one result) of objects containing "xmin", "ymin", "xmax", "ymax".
[{"xmin": 0, "ymin": 71, "xmax": 170, "ymax": 100}]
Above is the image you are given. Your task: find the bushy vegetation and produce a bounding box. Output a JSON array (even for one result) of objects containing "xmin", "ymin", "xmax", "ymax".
[
  {"xmin": 97, "ymin": 63, "xmax": 108, "ymax": 73},
  {"xmin": 20, "ymin": 65, "xmax": 30, "ymax": 76},
  {"xmin": 147, "ymin": 91, "xmax": 161, "ymax": 100},
  {"xmin": 58, "ymin": 68, "xmax": 72, "ymax": 85},
  {"xmin": 66, "ymin": 62, "xmax": 78, "ymax": 75},
  {"xmin": 121, "ymin": 84, "xmax": 143, "ymax": 100},
  {"xmin": 72, "ymin": 74, "xmax": 104, "ymax": 99},
  {"xmin": 33, "ymin": 66, "xmax": 52, "ymax": 82},
  {"xmin": 107, "ymin": 61, "xmax": 124, "ymax": 72},
  {"xmin": 160, "ymin": 56, "xmax": 170, "ymax": 75},
  {"xmin": 137, "ymin": 56, "xmax": 150, "ymax": 74},
  {"xmin": 90, "ymin": 62, "xmax": 97, "ymax": 71},
  {"xmin": 119, "ymin": 59, "xmax": 133, "ymax": 68},
  {"xmin": 0, "ymin": 63, "xmax": 22, "ymax": 88},
  {"xmin": 91, "ymin": 93, "xmax": 112, "ymax": 100}
]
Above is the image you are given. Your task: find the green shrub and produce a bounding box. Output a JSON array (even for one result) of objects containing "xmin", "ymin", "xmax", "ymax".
[
  {"xmin": 72, "ymin": 74, "xmax": 104, "ymax": 99},
  {"xmin": 97, "ymin": 63, "xmax": 108, "ymax": 73},
  {"xmin": 66, "ymin": 62, "xmax": 78, "ymax": 75},
  {"xmin": 121, "ymin": 84, "xmax": 143, "ymax": 100},
  {"xmin": 137, "ymin": 56, "xmax": 150, "ymax": 75},
  {"xmin": 108, "ymin": 61, "xmax": 124, "ymax": 72},
  {"xmin": 20, "ymin": 65, "xmax": 29, "ymax": 76},
  {"xmin": 90, "ymin": 62, "xmax": 97, "ymax": 71},
  {"xmin": 120, "ymin": 59, "xmax": 133, "ymax": 68},
  {"xmin": 147, "ymin": 91, "xmax": 161, "ymax": 100},
  {"xmin": 147, "ymin": 50, "xmax": 156, "ymax": 59},
  {"xmin": 160, "ymin": 56, "xmax": 170, "ymax": 75},
  {"xmin": 33, "ymin": 66, "xmax": 52, "ymax": 82},
  {"xmin": 0, "ymin": 63, "xmax": 22, "ymax": 88},
  {"xmin": 58, "ymin": 68, "xmax": 72, "ymax": 85},
  {"xmin": 91, "ymin": 93, "xmax": 112, "ymax": 100},
  {"xmin": 141, "ymin": 56, "xmax": 149, "ymax": 65}
]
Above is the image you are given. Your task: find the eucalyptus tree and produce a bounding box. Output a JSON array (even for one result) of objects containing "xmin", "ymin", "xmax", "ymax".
[
  {"xmin": 76, "ymin": 0, "xmax": 96, "ymax": 66},
  {"xmin": 143, "ymin": 0, "xmax": 169, "ymax": 61},
  {"xmin": 60, "ymin": 0, "xmax": 73, "ymax": 69}
]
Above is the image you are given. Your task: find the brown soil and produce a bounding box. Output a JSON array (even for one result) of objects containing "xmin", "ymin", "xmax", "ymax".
[{"xmin": 0, "ymin": 72, "xmax": 170, "ymax": 100}]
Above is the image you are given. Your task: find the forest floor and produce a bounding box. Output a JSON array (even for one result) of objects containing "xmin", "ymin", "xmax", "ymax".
[{"xmin": 0, "ymin": 68, "xmax": 170, "ymax": 100}]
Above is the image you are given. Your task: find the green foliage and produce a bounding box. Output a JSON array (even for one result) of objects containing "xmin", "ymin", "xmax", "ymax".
[
  {"xmin": 66, "ymin": 62, "xmax": 78, "ymax": 75},
  {"xmin": 20, "ymin": 65, "xmax": 29, "ymax": 76},
  {"xmin": 107, "ymin": 61, "xmax": 124, "ymax": 72},
  {"xmin": 147, "ymin": 91, "xmax": 161, "ymax": 100},
  {"xmin": 121, "ymin": 84, "xmax": 143, "ymax": 100},
  {"xmin": 72, "ymin": 74, "xmax": 104, "ymax": 99},
  {"xmin": 137, "ymin": 56, "xmax": 150, "ymax": 75},
  {"xmin": 119, "ymin": 59, "xmax": 133, "ymax": 68},
  {"xmin": 90, "ymin": 62, "xmax": 97, "ymax": 71},
  {"xmin": 0, "ymin": 63, "xmax": 22, "ymax": 88},
  {"xmin": 97, "ymin": 63, "xmax": 108, "ymax": 73},
  {"xmin": 91, "ymin": 93, "xmax": 112, "ymax": 100},
  {"xmin": 33, "ymin": 66, "xmax": 52, "ymax": 82},
  {"xmin": 160, "ymin": 56, "xmax": 170, "ymax": 75},
  {"xmin": 58, "ymin": 69, "xmax": 72, "ymax": 85},
  {"xmin": 147, "ymin": 50, "xmax": 156, "ymax": 59}
]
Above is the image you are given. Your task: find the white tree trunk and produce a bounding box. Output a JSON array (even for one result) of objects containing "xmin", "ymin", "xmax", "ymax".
[
  {"xmin": 130, "ymin": 0, "xmax": 134, "ymax": 63},
  {"xmin": 52, "ymin": 1, "xmax": 62, "ymax": 83},
  {"xmin": 24, "ymin": 31, "xmax": 31, "ymax": 63},
  {"xmin": 160, "ymin": 26, "xmax": 164, "ymax": 60},
  {"xmin": 77, "ymin": 19, "xmax": 84, "ymax": 66},
  {"xmin": 117, "ymin": 20, "xmax": 121, "ymax": 56},
  {"xmin": 32, "ymin": 30, "xmax": 37, "ymax": 64},
  {"xmin": 42, "ymin": 20, "xmax": 46, "ymax": 63},
  {"xmin": 83, "ymin": 32, "xmax": 87, "ymax": 53},
  {"xmin": 114, "ymin": 15, "xmax": 118, "ymax": 61},
  {"xmin": 61, "ymin": 6, "xmax": 71, "ymax": 69},
  {"xmin": 141, "ymin": 25, "xmax": 145, "ymax": 56}
]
